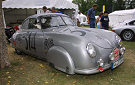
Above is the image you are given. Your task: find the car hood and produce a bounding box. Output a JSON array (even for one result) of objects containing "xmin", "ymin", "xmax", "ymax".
[
  {"xmin": 44, "ymin": 26, "xmax": 116, "ymax": 49},
  {"xmin": 56, "ymin": 26, "xmax": 117, "ymax": 49}
]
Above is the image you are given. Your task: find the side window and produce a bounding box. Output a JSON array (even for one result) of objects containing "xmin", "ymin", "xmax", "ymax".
[
  {"xmin": 21, "ymin": 19, "xmax": 29, "ymax": 29},
  {"xmin": 129, "ymin": 20, "xmax": 135, "ymax": 25},
  {"xmin": 40, "ymin": 16, "xmax": 66, "ymax": 29},
  {"xmin": 40, "ymin": 17, "xmax": 59, "ymax": 29},
  {"xmin": 41, "ymin": 17, "xmax": 52, "ymax": 29},
  {"xmin": 62, "ymin": 16, "xmax": 74, "ymax": 26},
  {"xmin": 50, "ymin": 17, "xmax": 59, "ymax": 27},
  {"xmin": 56, "ymin": 16, "xmax": 66, "ymax": 26},
  {"xmin": 29, "ymin": 18, "xmax": 41, "ymax": 29}
]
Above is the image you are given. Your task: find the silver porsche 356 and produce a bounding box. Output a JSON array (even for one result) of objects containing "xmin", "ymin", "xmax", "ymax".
[{"xmin": 10, "ymin": 13, "xmax": 125, "ymax": 74}]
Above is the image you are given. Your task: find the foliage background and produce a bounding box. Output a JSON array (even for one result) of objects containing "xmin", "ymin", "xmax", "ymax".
[{"xmin": 72, "ymin": 0, "xmax": 135, "ymax": 15}]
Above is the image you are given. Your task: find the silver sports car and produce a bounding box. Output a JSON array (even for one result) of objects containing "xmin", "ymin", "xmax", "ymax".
[
  {"xmin": 10, "ymin": 13, "xmax": 125, "ymax": 74},
  {"xmin": 112, "ymin": 19, "xmax": 135, "ymax": 41}
]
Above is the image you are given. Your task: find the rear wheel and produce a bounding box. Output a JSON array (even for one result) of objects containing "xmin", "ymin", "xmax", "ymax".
[{"xmin": 121, "ymin": 30, "xmax": 134, "ymax": 41}]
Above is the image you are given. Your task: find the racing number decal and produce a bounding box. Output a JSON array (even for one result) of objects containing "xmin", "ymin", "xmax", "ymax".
[
  {"xmin": 28, "ymin": 32, "xmax": 32, "ymax": 50},
  {"xmin": 44, "ymin": 38, "xmax": 54, "ymax": 49},
  {"xmin": 30, "ymin": 32, "xmax": 36, "ymax": 50},
  {"xmin": 24, "ymin": 32, "xmax": 36, "ymax": 50},
  {"xmin": 71, "ymin": 31, "xmax": 86, "ymax": 36},
  {"xmin": 24, "ymin": 33, "xmax": 54, "ymax": 51}
]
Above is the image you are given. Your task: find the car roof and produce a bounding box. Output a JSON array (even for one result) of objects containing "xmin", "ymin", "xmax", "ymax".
[{"xmin": 28, "ymin": 13, "xmax": 68, "ymax": 18}]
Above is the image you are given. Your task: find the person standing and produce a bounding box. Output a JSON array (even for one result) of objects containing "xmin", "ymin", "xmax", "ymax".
[
  {"xmin": 51, "ymin": 7, "xmax": 62, "ymax": 13},
  {"xmin": 87, "ymin": 4, "xmax": 98, "ymax": 28},
  {"xmin": 76, "ymin": 12, "xmax": 81, "ymax": 27},
  {"xmin": 42, "ymin": 6, "xmax": 50, "ymax": 13},
  {"xmin": 37, "ymin": 6, "xmax": 50, "ymax": 14},
  {"xmin": 96, "ymin": 12, "xmax": 103, "ymax": 29},
  {"xmin": 100, "ymin": 11, "xmax": 109, "ymax": 30}
]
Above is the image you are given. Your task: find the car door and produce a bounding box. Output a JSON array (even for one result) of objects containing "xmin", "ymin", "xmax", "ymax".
[
  {"xmin": 39, "ymin": 16, "xmax": 58, "ymax": 59},
  {"xmin": 39, "ymin": 16, "xmax": 66, "ymax": 59},
  {"xmin": 19, "ymin": 18, "xmax": 44, "ymax": 58}
]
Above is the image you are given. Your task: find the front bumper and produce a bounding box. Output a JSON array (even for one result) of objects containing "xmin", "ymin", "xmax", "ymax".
[
  {"xmin": 74, "ymin": 47, "xmax": 125, "ymax": 74},
  {"xmin": 75, "ymin": 64, "xmax": 111, "ymax": 74}
]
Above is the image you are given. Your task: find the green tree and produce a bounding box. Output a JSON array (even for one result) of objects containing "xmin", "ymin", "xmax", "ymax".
[
  {"xmin": 73, "ymin": 0, "xmax": 95, "ymax": 15},
  {"xmin": 73, "ymin": 0, "xmax": 114, "ymax": 15},
  {"xmin": 113, "ymin": 0, "xmax": 126, "ymax": 10},
  {"xmin": 125, "ymin": 0, "xmax": 135, "ymax": 9},
  {"xmin": 73, "ymin": 0, "xmax": 128, "ymax": 15}
]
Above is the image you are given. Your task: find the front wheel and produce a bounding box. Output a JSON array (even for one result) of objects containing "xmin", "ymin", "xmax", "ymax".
[{"xmin": 121, "ymin": 30, "xmax": 134, "ymax": 41}]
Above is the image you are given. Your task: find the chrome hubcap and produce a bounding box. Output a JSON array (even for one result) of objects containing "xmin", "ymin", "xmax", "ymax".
[{"xmin": 123, "ymin": 31, "xmax": 133, "ymax": 40}]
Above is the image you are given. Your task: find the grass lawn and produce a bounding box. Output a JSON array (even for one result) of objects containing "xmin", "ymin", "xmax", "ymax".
[{"xmin": 0, "ymin": 41, "xmax": 135, "ymax": 85}]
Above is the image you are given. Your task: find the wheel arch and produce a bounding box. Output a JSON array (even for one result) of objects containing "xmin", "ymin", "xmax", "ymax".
[
  {"xmin": 47, "ymin": 46, "xmax": 75, "ymax": 74},
  {"xmin": 120, "ymin": 29, "xmax": 135, "ymax": 41},
  {"xmin": 120, "ymin": 29, "xmax": 135, "ymax": 36}
]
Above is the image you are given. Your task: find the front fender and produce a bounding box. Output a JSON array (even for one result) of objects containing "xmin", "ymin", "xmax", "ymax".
[{"xmin": 47, "ymin": 46, "xmax": 75, "ymax": 74}]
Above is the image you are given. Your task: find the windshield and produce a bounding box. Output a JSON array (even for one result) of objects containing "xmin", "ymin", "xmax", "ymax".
[{"xmin": 40, "ymin": 16, "xmax": 75, "ymax": 29}]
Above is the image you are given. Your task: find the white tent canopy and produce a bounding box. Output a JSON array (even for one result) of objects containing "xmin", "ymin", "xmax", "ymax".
[
  {"xmin": 109, "ymin": 9, "xmax": 135, "ymax": 27},
  {"xmin": 2, "ymin": 0, "xmax": 78, "ymax": 25},
  {"xmin": 2, "ymin": 0, "xmax": 78, "ymax": 9}
]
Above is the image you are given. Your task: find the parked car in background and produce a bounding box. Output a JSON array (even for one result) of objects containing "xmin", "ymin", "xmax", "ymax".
[
  {"xmin": 5, "ymin": 25, "xmax": 21, "ymax": 42},
  {"xmin": 5, "ymin": 26, "xmax": 16, "ymax": 42},
  {"xmin": 112, "ymin": 19, "xmax": 135, "ymax": 41},
  {"xmin": 10, "ymin": 13, "xmax": 125, "ymax": 74}
]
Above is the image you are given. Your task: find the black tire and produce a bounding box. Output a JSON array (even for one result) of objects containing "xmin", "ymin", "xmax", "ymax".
[
  {"xmin": 121, "ymin": 30, "xmax": 135, "ymax": 41},
  {"xmin": 15, "ymin": 49, "xmax": 23, "ymax": 55}
]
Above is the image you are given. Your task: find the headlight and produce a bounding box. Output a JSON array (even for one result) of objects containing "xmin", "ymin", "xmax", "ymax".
[
  {"xmin": 86, "ymin": 43, "xmax": 96, "ymax": 58},
  {"xmin": 115, "ymin": 35, "xmax": 122, "ymax": 46}
]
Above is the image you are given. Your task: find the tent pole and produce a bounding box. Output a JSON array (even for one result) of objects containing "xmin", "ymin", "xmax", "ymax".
[
  {"xmin": 2, "ymin": 9, "xmax": 6, "ymax": 28},
  {"xmin": 26, "ymin": 8, "xmax": 28, "ymax": 17}
]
